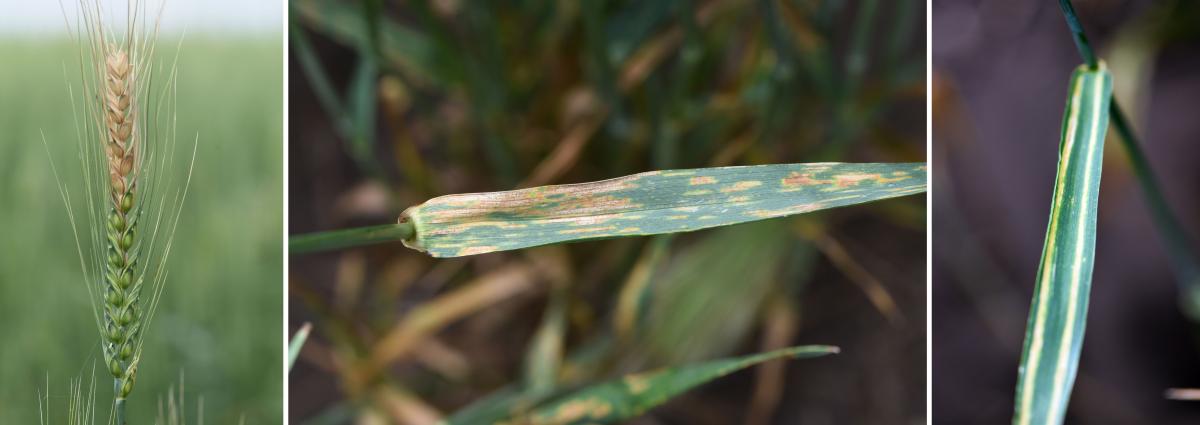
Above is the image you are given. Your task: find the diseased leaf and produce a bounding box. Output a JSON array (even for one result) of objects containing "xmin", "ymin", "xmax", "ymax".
[
  {"xmin": 500, "ymin": 345, "xmax": 838, "ymax": 425},
  {"xmin": 1014, "ymin": 63, "xmax": 1112, "ymax": 425},
  {"xmin": 400, "ymin": 162, "xmax": 926, "ymax": 257}
]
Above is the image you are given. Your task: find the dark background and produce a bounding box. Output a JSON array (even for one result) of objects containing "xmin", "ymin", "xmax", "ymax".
[{"xmin": 933, "ymin": 0, "xmax": 1200, "ymax": 423}]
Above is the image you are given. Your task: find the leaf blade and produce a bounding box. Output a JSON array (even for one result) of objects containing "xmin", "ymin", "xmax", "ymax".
[
  {"xmin": 1014, "ymin": 63, "xmax": 1113, "ymax": 425},
  {"xmin": 402, "ymin": 162, "xmax": 926, "ymax": 257}
]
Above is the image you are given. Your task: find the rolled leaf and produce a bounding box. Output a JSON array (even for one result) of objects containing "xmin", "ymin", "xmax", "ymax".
[
  {"xmin": 400, "ymin": 162, "xmax": 925, "ymax": 257},
  {"xmin": 1014, "ymin": 63, "xmax": 1112, "ymax": 425}
]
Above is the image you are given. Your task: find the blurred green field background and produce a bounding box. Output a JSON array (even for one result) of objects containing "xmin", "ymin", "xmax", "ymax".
[{"xmin": 0, "ymin": 38, "xmax": 282, "ymax": 423}]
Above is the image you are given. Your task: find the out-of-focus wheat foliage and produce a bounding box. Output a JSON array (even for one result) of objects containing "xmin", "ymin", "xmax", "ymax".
[{"xmin": 289, "ymin": 0, "xmax": 926, "ymax": 423}]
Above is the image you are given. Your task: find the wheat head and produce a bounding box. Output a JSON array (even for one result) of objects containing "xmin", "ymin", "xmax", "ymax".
[{"xmin": 50, "ymin": 1, "xmax": 195, "ymax": 421}]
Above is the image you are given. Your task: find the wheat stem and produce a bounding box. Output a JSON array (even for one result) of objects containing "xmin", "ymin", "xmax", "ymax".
[{"xmin": 290, "ymin": 223, "xmax": 416, "ymax": 254}]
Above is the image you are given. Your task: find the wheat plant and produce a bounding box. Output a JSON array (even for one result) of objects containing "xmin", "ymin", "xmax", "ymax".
[{"xmin": 49, "ymin": 1, "xmax": 195, "ymax": 423}]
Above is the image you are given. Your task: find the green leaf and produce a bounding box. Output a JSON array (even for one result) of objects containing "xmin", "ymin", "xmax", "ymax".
[
  {"xmin": 402, "ymin": 162, "xmax": 925, "ymax": 257},
  {"xmin": 501, "ymin": 345, "xmax": 838, "ymax": 425},
  {"xmin": 1014, "ymin": 63, "xmax": 1112, "ymax": 425}
]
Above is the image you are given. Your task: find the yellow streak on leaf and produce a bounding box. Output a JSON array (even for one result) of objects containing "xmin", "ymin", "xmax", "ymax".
[
  {"xmin": 558, "ymin": 226, "xmax": 617, "ymax": 235},
  {"xmin": 456, "ymin": 246, "xmax": 500, "ymax": 256},
  {"xmin": 748, "ymin": 204, "xmax": 819, "ymax": 218}
]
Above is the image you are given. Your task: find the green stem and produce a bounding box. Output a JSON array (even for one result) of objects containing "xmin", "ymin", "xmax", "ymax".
[
  {"xmin": 114, "ymin": 391, "xmax": 126, "ymax": 425},
  {"xmin": 289, "ymin": 222, "xmax": 415, "ymax": 254},
  {"xmin": 1057, "ymin": 0, "xmax": 1098, "ymax": 69}
]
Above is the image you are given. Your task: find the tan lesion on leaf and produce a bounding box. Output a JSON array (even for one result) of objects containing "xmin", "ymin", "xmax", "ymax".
[
  {"xmin": 689, "ymin": 176, "xmax": 718, "ymax": 185},
  {"xmin": 558, "ymin": 226, "xmax": 618, "ymax": 235},
  {"xmin": 543, "ymin": 213, "xmax": 624, "ymax": 226},
  {"xmin": 540, "ymin": 398, "xmax": 614, "ymax": 423},
  {"xmin": 833, "ymin": 173, "xmax": 879, "ymax": 187},
  {"xmin": 624, "ymin": 374, "xmax": 652, "ymax": 394},
  {"xmin": 455, "ymin": 246, "xmax": 500, "ymax": 256},
  {"xmin": 423, "ymin": 220, "xmax": 529, "ymax": 236},
  {"xmin": 781, "ymin": 172, "xmax": 832, "ymax": 188},
  {"xmin": 423, "ymin": 174, "xmax": 643, "ymax": 212},
  {"xmin": 683, "ymin": 189, "xmax": 713, "ymax": 196},
  {"xmin": 831, "ymin": 172, "xmax": 912, "ymax": 188},
  {"xmin": 748, "ymin": 203, "xmax": 822, "ymax": 218},
  {"xmin": 421, "ymin": 194, "xmax": 642, "ymax": 224},
  {"xmin": 720, "ymin": 180, "xmax": 762, "ymax": 193}
]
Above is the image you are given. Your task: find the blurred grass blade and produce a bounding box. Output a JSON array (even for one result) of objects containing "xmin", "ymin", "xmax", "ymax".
[
  {"xmin": 402, "ymin": 162, "xmax": 926, "ymax": 257},
  {"xmin": 613, "ymin": 236, "xmax": 672, "ymax": 343},
  {"xmin": 504, "ymin": 345, "xmax": 838, "ymax": 425},
  {"xmin": 288, "ymin": 323, "xmax": 313, "ymax": 372},
  {"xmin": 639, "ymin": 220, "xmax": 790, "ymax": 364},
  {"xmin": 289, "ymin": 17, "xmax": 348, "ymax": 133},
  {"xmin": 347, "ymin": 55, "xmax": 381, "ymax": 176},
  {"xmin": 1014, "ymin": 63, "xmax": 1112, "ymax": 425},
  {"xmin": 524, "ymin": 285, "xmax": 568, "ymax": 394},
  {"xmin": 293, "ymin": 0, "xmax": 447, "ymax": 86}
]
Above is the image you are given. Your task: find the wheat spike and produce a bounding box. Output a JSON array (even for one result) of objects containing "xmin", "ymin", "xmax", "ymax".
[
  {"xmin": 100, "ymin": 41, "xmax": 143, "ymax": 401},
  {"xmin": 49, "ymin": 1, "xmax": 196, "ymax": 422}
]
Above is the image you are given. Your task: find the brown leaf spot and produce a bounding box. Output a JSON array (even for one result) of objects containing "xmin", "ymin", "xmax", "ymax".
[
  {"xmin": 834, "ymin": 173, "xmax": 879, "ymax": 187},
  {"xmin": 720, "ymin": 180, "xmax": 762, "ymax": 193},
  {"xmin": 781, "ymin": 172, "xmax": 830, "ymax": 187}
]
